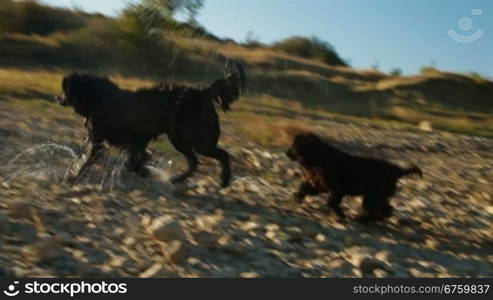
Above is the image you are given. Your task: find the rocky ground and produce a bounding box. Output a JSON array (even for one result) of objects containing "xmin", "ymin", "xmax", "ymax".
[{"xmin": 0, "ymin": 102, "xmax": 492, "ymax": 278}]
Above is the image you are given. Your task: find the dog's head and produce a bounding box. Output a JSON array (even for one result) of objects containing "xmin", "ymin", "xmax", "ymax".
[
  {"xmin": 286, "ymin": 132, "xmax": 324, "ymax": 162},
  {"xmin": 56, "ymin": 73, "xmax": 83, "ymax": 107},
  {"xmin": 209, "ymin": 59, "xmax": 246, "ymax": 112},
  {"xmin": 56, "ymin": 73, "xmax": 118, "ymax": 117}
]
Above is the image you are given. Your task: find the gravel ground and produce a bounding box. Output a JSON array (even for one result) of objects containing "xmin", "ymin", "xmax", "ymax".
[{"xmin": 0, "ymin": 101, "xmax": 492, "ymax": 278}]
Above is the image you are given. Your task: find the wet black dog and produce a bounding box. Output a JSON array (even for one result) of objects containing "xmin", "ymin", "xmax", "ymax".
[
  {"xmin": 57, "ymin": 60, "xmax": 245, "ymax": 187},
  {"xmin": 286, "ymin": 132, "xmax": 422, "ymax": 222}
]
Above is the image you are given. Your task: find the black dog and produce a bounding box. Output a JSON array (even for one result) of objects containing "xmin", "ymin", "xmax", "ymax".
[
  {"xmin": 286, "ymin": 132, "xmax": 422, "ymax": 222},
  {"xmin": 57, "ymin": 60, "xmax": 246, "ymax": 187}
]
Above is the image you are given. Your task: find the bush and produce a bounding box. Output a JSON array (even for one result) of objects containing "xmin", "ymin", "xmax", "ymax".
[
  {"xmin": 390, "ymin": 68, "xmax": 402, "ymax": 77},
  {"xmin": 271, "ymin": 36, "xmax": 347, "ymax": 66},
  {"xmin": 121, "ymin": 3, "xmax": 219, "ymax": 40},
  {"xmin": 0, "ymin": 0, "xmax": 93, "ymax": 36},
  {"xmin": 467, "ymin": 72, "xmax": 490, "ymax": 84},
  {"xmin": 0, "ymin": 0, "xmax": 18, "ymax": 34}
]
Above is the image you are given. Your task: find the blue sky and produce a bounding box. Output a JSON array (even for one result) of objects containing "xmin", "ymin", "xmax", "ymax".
[{"xmin": 44, "ymin": 0, "xmax": 493, "ymax": 77}]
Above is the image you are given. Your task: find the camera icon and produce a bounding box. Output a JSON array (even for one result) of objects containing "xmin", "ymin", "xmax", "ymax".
[
  {"xmin": 3, "ymin": 281, "xmax": 20, "ymax": 297},
  {"xmin": 448, "ymin": 9, "xmax": 484, "ymax": 43}
]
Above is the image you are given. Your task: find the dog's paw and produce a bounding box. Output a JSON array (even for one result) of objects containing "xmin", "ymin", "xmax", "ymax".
[
  {"xmin": 355, "ymin": 214, "xmax": 380, "ymax": 224},
  {"xmin": 293, "ymin": 193, "xmax": 304, "ymax": 204},
  {"xmin": 136, "ymin": 167, "xmax": 151, "ymax": 178},
  {"xmin": 220, "ymin": 180, "xmax": 230, "ymax": 189},
  {"xmin": 64, "ymin": 175, "xmax": 78, "ymax": 185},
  {"xmin": 335, "ymin": 212, "xmax": 347, "ymax": 222},
  {"xmin": 327, "ymin": 205, "xmax": 346, "ymax": 220}
]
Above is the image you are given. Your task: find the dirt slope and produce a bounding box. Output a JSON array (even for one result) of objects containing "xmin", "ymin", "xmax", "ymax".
[{"xmin": 1, "ymin": 96, "xmax": 492, "ymax": 278}]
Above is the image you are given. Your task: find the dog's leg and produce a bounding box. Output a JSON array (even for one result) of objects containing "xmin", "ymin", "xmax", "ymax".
[
  {"xmin": 70, "ymin": 142, "xmax": 105, "ymax": 183},
  {"xmin": 127, "ymin": 146, "xmax": 151, "ymax": 178},
  {"xmin": 170, "ymin": 145, "xmax": 198, "ymax": 184},
  {"xmin": 196, "ymin": 147, "xmax": 231, "ymax": 188},
  {"xmin": 381, "ymin": 202, "xmax": 394, "ymax": 218},
  {"xmin": 294, "ymin": 181, "xmax": 319, "ymax": 204},
  {"xmin": 327, "ymin": 189, "xmax": 346, "ymax": 220}
]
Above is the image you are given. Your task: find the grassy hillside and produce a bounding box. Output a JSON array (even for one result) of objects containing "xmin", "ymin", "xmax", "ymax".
[{"xmin": 0, "ymin": 1, "xmax": 492, "ymax": 139}]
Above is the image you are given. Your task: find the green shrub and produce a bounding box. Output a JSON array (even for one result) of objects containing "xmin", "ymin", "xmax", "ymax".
[
  {"xmin": 389, "ymin": 67, "xmax": 402, "ymax": 77},
  {"xmin": 271, "ymin": 36, "xmax": 347, "ymax": 66},
  {"xmin": 467, "ymin": 72, "xmax": 490, "ymax": 84}
]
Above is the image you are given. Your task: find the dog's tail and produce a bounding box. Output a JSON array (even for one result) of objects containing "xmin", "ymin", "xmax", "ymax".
[{"xmin": 399, "ymin": 165, "xmax": 423, "ymax": 178}]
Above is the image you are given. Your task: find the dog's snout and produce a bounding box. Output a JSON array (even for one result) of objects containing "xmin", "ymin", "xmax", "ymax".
[{"xmin": 55, "ymin": 94, "xmax": 68, "ymax": 106}]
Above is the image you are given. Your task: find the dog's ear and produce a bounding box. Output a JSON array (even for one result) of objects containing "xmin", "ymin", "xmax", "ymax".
[
  {"xmin": 293, "ymin": 133, "xmax": 322, "ymax": 157},
  {"xmin": 64, "ymin": 73, "xmax": 82, "ymax": 91},
  {"xmin": 295, "ymin": 132, "xmax": 320, "ymax": 146}
]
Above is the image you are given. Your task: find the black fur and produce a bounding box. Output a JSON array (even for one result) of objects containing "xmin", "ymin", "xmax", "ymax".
[
  {"xmin": 286, "ymin": 132, "xmax": 423, "ymax": 222},
  {"xmin": 58, "ymin": 64, "xmax": 245, "ymax": 187}
]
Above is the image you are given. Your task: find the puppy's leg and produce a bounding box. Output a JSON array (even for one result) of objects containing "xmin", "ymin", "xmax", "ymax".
[
  {"xmin": 327, "ymin": 188, "xmax": 346, "ymax": 220},
  {"xmin": 293, "ymin": 181, "xmax": 319, "ymax": 204},
  {"xmin": 195, "ymin": 147, "xmax": 231, "ymax": 188},
  {"xmin": 381, "ymin": 202, "xmax": 394, "ymax": 218},
  {"xmin": 359, "ymin": 193, "xmax": 387, "ymax": 223}
]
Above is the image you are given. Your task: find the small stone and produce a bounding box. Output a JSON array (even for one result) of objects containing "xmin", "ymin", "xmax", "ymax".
[
  {"xmin": 425, "ymin": 238, "xmax": 440, "ymax": 250},
  {"xmin": 485, "ymin": 206, "xmax": 493, "ymax": 215},
  {"xmin": 23, "ymin": 240, "xmax": 64, "ymax": 264},
  {"xmin": 123, "ymin": 236, "xmax": 136, "ymax": 246},
  {"xmin": 240, "ymin": 272, "xmax": 260, "ymax": 278},
  {"xmin": 315, "ymin": 233, "xmax": 326, "ymax": 242},
  {"xmin": 141, "ymin": 215, "xmax": 152, "ymax": 227},
  {"xmin": 139, "ymin": 263, "xmax": 163, "ymax": 278},
  {"xmin": 195, "ymin": 213, "xmax": 224, "ymax": 231},
  {"xmin": 375, "ymin": 250, "xmax": 394, "ymax": 263},
  {"xmin": 265, "ymin": 231, "xmax": 278, "ymax": 241},
  {"xmin": 418, "ymin": 121, "xmax": 433, "ymax": 132},
  {"xmin": 286, "ymin": 169, "xmax": 297, "ymax": 178},
  {"xmin": 109, "ymin": 256, "xmax": 126, "ymax": 268},
  {"xmin": 481, "ymin": 193, "xmax": 491, "ymax": 201},
  {"xmin": 222, "ymin": 241, "xmax": 254, "ymax": 255},
  {"xmin": 265, "ymin": 224, "xmax": 280, "ymax": 231},
  {"xmin": 148, "ymin": 216, "xmax": 185, "ymax": 242},
  {"xmin": 113, "ymin": 227, "xmax": 126, "ymax": 236},
  {"xmin": 163, "ymin": 240, "xmax": 189, "ymax": 264},
  {"xmin": 373, "ymin": 269, "xmax": 389, "ymax": 278},
  {"xmin": 359, "ymin": 258, "xmax": 390, "ymax": 275},
  {"xmin": 217, "ymin": 234, "xmax": 231, "ymax": 246},
  {"xmin": 240, "ymin": 221, "xmax": 259, "ymax": 231},
  {"xmin": 53, "ymin": 232, "xmax": 74, "ymax": 246},
  {"xmin": 194, "ymin": 231, "xmax": 219, "ymax": 248}
]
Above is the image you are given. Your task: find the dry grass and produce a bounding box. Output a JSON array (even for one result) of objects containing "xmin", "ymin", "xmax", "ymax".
[{"xmin": 1, "ymin": 36, "xmax": 493, "ymax": 148}]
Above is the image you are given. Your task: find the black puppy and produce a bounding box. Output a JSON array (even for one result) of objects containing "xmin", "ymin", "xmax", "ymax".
[{"xmin": 286, "ymin": 132, "xmax": 422, "ymax": 222}]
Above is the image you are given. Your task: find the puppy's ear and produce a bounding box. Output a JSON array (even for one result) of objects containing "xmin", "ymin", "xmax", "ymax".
[{"xmin": 305, "ymin": 133, "xmax": 321, "ymax": 143}]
